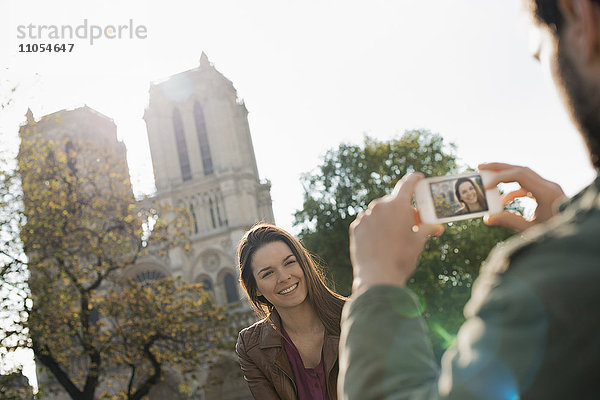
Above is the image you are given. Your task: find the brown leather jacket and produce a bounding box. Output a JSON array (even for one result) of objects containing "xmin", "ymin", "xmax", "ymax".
[{"xmin": 236, "ymin": 312, "xmax": 339, "ymax": 400}]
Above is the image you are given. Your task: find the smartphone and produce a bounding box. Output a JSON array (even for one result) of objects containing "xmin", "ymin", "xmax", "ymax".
[{"xmin": 415, "ymin": 171, "xmax": 502, "ymax": 224}]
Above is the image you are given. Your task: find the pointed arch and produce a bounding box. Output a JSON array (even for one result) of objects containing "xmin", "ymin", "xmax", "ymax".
[
  {"xmin": 201, "ymin": 279, "xmax": 213, "ymax": 292},
  {"xmin": 224, "ymin": 273, "xmax": 240, "ymax": 303},
  {"xmin": 195, "ymin": 274, "xmax": 214, "ymax": 297},
  {"xmin": 189, "ymin": 203, "xmax": 198, "ymax": 234},
  {"xmin": 209, "ymin": 197, "xmax": 216, "ymax": 229},
  {"xmin": 219, "ymin": 191, "xmax": 229, "ymax": 226},
  {"xmin": 216, "ymin": 197, "xmax": 223, "ymax": 226},
  {"xmin": 65, "ymin": 140, "xmax": 77, "ymax": 174},
  {"xmin": 172, "ymin": 108, "xmax": 192, "ymax": 181},
  {"xmin": 133, "ymin": 270, "xmax": 167, "ymax": 288},
  {"xmin": 194, "ymin": 100, "xmax": 214, "ymax": 175}
]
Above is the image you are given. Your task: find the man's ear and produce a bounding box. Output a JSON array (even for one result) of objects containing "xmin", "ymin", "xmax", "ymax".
[{"xmin": 559, "ymin": 0, "xmax": 600, "ymax": 61}]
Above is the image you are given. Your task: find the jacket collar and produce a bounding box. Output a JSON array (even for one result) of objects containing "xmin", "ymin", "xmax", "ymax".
[
  {"xmin": 323, "ymin": 332, "xmax": 340, "ymax": 376},
  {"xmin": 258, "ymin": 311, "xmax": 296, "ymax": 388},
  {"xmin": 259, "ymin": 311, "xmax": 285, "ymax": 349},
  {"xmin": 259, "ymin": 310, "xmax": 340, "ymax": 376}
]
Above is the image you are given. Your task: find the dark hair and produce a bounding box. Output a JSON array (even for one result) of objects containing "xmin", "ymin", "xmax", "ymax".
[
  {"xmin": 237, "ymin": 223, "xmax": 346, "ymax": 335},
  {"xmin": 454, "ymin": 177, "xmax": 487, "ymax": 212},
  {"xmin": 530, "ymin": 0, "xmax": 600, "ymax": 33}
]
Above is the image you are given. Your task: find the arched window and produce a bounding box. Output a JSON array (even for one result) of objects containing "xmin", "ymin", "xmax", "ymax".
[
  {"xmin": 133, "ymin": 270, "xmax": 166, "ymax": 288},
  {"xmin": 45, "ymin": 150, "xmax": 57, "ymax": 174},
  {"xmin": 216, "ymin": 198, "xmax": 223, "ymax": 227},
  {"xmin": 173, "ymin": 108, "xmax": 192, "ymax": 181},
  {"xmin": 195, "ymin": 275, "xmax": 214, "ymax": 300},
  {"xmin": 219, "ymin": 192, "xmax": 229, "ymax": 226},
  {"xmin": 201, "ymin": 279, "xmax": 213, "ymax": 292},
  {"xmin": 190, "ymin": 204, "xmax": 198, "ymax": 234},
  {"xmin": 194, "ymin": 101, "xmax": 214, "ymax": 175},
  {"xmin": 209, "ymin": 198, "xmax": 216, "ymax": 229},
  {"xmin": 65, "ymin": 141, "xmax": 77, "ymax": 174},
  {"xmin": 224, "ymin": 273, "xmax": 240, "ymax": 303}
]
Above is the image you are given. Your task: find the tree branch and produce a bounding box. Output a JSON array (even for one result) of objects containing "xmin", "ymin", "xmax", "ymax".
[
  {"xmin": 127, "ymin": 363, "xmax": 136, "ymax": 398},
  {"xmin": 129, "ymin": 335, "xmax": 162, "ymax": 400},
  {"xmin": 33, "ymin": 342, "xmax": 83, "ymax": 400}
]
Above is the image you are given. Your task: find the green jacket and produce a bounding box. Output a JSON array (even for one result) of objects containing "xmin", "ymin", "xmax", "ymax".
[{"xmin": 339, "ymin": 176, "xmax": 600, "ymax": 400}]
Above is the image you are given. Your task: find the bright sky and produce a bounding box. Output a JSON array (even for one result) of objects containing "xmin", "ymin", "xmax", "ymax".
[{"xmin": 1, "ymin": 0, "xmax": 597, "ymax": 390}]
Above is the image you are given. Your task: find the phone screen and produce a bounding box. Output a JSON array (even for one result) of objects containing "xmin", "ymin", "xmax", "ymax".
[{"xmin": 429, "ymin": 174, "xmax": 489, "ymax": 219}]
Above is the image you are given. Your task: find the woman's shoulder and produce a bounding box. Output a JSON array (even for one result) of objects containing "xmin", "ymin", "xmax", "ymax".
[
  {"xmin": 237, "ymin": 316, "xmax": 272, "ymax": 351},
  {"xmin": 239, "ymin": 315, "xmax": 270, "ymax": 335},
  {"xmin": 455, "ymin": 207, "xmax": 468, "ymax": 215}
]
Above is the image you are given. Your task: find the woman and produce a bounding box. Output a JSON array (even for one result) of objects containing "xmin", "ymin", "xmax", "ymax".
[
  {"xmin": 454, "ymin": 177, "xmax": 488, "ymax": 215},
  {"xmin": 236, "ymin": 223, "xmax": 346, "ymax": 400}
]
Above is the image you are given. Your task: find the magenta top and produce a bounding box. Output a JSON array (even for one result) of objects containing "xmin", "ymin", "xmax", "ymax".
[{"xmin": 282, "ymin": 328, "xmax": 328, "ymax": 400}]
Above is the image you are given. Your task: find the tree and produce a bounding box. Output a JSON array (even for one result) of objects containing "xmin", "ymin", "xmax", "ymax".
[
  {"xmin": 0, "ymin": 120, "xmax": 231, "ymax": 400},
  {"xmin": 0, "ymin": 81, "xmax": 31, "ymax": 381},
  {"xmin": 0, "ymin": 81, "xmax": 25, "ymax": 284},
  {"xmin": 0, "ymin": 370, "xmax": 35, "ymax": 400},
  {"xmin": 294, "ymin": 130, "xmax": 515, "ymax": 357}
]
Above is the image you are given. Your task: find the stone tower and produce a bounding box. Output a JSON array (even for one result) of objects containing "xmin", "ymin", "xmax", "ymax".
[
  {"xmin": 23, "ymin": 54, "xmax": 267, "ymax": 400},
  {"xmin": 143, "ymin": 52, "xmax": 274, "ymax": 307},
  {"xmin": 19, "ymin": 106, "xmax": 131, "ymax": 400}
]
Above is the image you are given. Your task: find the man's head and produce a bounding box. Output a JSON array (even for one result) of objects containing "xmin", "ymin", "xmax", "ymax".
[{"xmin": 529, "ymin": 0, "xmax": 600, "ymax": 169}]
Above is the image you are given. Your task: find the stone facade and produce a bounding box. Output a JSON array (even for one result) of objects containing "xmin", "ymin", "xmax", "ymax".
[
  {"xmin": 27, "ymin": 53, "xmax": 273, "ymax": 399},
  {"xmin": 141, "ymin": 52, "xmax": 273, "ymax": 399},
  {"xmin": 142, "ymin": 52, "xmax": 274, "ymax": 305}
]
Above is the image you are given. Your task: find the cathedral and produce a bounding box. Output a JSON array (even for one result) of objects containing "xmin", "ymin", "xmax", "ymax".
[
  {"xmin": 142, "ymin": 52, "xmax": 274, "ymax": 304},
  {"xmin": 23, "ymin": 53, "xmax": 272, "ymax": 399}
]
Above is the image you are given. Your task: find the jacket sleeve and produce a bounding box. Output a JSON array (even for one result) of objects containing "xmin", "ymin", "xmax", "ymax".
[
  {"xmin": 236, "ymin": 331, "xmax": 282, "ymax": 400},
  {"xmin": 338, "ymin": 285, "xmax": 439, "ymax": 400},
  {"xmin": 339, "ymin": 274, "xmax": 548, "ymax": 400}
]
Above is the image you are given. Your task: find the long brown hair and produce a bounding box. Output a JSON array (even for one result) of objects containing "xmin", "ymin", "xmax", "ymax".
[
  {"xmin": 237, "ymin": 223, "xmax": 346, "ymax": 336},
  {"xmin": 454, "ymin": 177, "xmax": 487, "ymax": 212}
]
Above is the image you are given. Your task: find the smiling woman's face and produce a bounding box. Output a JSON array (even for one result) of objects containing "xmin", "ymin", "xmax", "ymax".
[
  {"xmin": 458, "ymin": 181, "xmax": 478, "ymax": 205},
  {"xmin": 251, "ymin": 241, "xmax": 308, "ymax": 311}
]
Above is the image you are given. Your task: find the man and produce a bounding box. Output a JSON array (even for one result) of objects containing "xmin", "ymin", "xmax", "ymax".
[{"xmin": 339, "ymin": 0, "xmax": 600, "ymax": 399}]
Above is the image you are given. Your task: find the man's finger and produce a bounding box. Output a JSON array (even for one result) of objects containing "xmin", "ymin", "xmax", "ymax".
[
  {"xmin": 484, "ymin": 211, "xmax": 532, "ymax": 232},
  {"xmin": 413, "ymin": 209, "xmax": 444, "ymax": 238},
  {"xmin": 349, "ymin": 212, "xmax": 363, "ymax": 233},
  {"xmin": 478, "ymin": 162, "xmax": 518, "ymax": 172},
  {"xmin": 483, "ymin": 166, "xmax": 545, "ymax": 194},
  {"xmin": 501, "ymin": 188, "xmax": 534, "ymax": 205},
  {"xmin": 482, "ymin": 167, "xmax": 522, "ymax": 189},
  {"xmin": 391, "ymin": 172, "xmax": 424, "ymax": 202},
  {"xmin": 420, "ymin": 223, "xmax": 445, "ymax": 238}
]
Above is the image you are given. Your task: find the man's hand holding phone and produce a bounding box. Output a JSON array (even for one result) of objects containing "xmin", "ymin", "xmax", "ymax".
[
  {"xmin": 349, "ymin": 173, "xmax": 443, "ymax": 292},
  {"xmin": 479, "ymin": 162, "xmax": 566, "ymax": 232},
  {"xmin": 414, "ymin": 171, "xmax": 503, "ymax": 224},
  {"xmin": 349, "ymin": 163, "xmax": 566, "ymax": 293}
]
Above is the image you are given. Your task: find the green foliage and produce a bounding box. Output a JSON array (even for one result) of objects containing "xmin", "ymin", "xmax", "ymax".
[
  {"xmin": 294, "ymin": 130, "xmax": 515, "ymax": 358},
  {"xmin": 413, "ymin": 217, "xmax": 513, "ymax": 357},
  {"xmin": 294, "ymin": 130, "xmax": 459, "ymax": 294}
]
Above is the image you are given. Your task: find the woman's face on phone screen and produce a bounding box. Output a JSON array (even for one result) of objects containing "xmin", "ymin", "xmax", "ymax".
[{"xmin": 458, "ymin": 181, "xmax": 478, "ymax": 205}]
